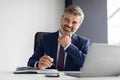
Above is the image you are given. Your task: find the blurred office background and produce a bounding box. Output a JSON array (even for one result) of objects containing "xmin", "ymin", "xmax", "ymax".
[
  {"xmin": 0, "ymin": 0, "xmax": 119, "ymax": 71},
  {"xmin": 0, "ymin": 0, "xmax": 64, "ymax": 71}
]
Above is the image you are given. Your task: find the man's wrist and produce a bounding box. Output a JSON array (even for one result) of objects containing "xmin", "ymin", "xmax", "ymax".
[
  {"xmin": 64, "ymin": 43, "xmax": 71, "ymax": 50},
  {"xmin": 34, "ymin": 61, "xmax": 39, "ymax": 69}
]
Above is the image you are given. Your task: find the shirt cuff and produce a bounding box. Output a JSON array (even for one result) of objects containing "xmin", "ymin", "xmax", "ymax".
[
  {"xmin": 64, "ymin": 43, "xmax": 71, "ymax": 50},
  {"xmin": 34, "ymin": 61, "xmax": 39, "ymax": 69}
]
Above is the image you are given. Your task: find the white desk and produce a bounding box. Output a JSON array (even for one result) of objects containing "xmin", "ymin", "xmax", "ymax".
[{"xmin": 0, "ymin": 71, "xmax": 120, "ymax": 80}]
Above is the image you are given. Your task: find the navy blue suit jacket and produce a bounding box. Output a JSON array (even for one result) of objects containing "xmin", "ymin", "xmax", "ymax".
[{"xmin": 28, "ymin": 31, "xmax": 90, "ymax": 71}]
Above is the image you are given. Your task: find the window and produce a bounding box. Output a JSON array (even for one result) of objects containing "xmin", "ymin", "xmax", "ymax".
[{"xmin": 107, "ymin": 0, "xmax": 120, "ymax": 44}]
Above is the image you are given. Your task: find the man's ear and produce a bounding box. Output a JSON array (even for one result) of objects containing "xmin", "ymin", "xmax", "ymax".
[
  {"xmin": 79, "ymin": 22, "xmax": 81, "ymax": 26},
  {"xmin": 79, "ymin": 19, "xmax": 83, "ymax": 27}
]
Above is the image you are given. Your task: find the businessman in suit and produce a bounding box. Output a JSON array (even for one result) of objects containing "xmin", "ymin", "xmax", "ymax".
[{"xmin": 28, "ymin": 5, "xmax": 90, "ymax": 71}]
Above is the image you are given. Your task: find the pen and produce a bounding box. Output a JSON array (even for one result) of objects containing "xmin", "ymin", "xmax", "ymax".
[{"xmin": 43, "ymin": 53, "xmax": 55, "ymax": 67}]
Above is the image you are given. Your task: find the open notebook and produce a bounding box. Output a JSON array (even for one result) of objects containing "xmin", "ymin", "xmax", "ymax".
[{"xmin": 14, "ymin": 66, "xmax": 59, "ymax": 74}]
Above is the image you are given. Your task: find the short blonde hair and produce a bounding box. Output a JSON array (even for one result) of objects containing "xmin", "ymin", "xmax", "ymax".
[{"xmin": 64, "ymin": 4, "xmax": 84, "ymax": 23}]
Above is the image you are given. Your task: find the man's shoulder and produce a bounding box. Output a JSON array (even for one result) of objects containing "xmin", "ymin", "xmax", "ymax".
[
  {"xmin": 44, "ymin": 31, "xmax": 58, "ymax": 36},
  {"xmin": 42, "ymin": 31, "xmax": 59, "ymax": 39},
  {"xmin": 72, "ymin": 33, "xmax": 89, "ymax": 41},
  {"xmin": 72, "ymin": 33, "xmax": 90, "ymax": 47}
]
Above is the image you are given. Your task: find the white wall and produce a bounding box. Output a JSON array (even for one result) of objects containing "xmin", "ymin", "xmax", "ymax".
[{"xmin": 0, "ymin": 0, "xmax": 64, "ymax": 71}]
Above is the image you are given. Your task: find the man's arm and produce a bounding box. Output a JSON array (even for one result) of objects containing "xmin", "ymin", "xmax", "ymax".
[
  {"xmin": 58, "ymin": 34, "xmax": 89, "ymax": 68},
  {"xmin": 65, "ymin": 38, "xmax": 89, "ymax": 68},
  {"xmin": 27, "ymin": 37, "xmax": 54, "ymax": 69},
  {"xmin": 27, "ymin": 38, "xmax": 44, "ymax": 68}
]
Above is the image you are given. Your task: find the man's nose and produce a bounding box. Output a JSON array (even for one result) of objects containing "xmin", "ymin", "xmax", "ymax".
[{"xmin": 67, "ymin": 22, "xmax": 72, "ymax": 27}]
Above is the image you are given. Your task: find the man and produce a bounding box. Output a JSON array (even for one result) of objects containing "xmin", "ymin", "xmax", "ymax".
[{"xmin": 28, "ymin": 5, "xmax": 90, "ymax": 71}]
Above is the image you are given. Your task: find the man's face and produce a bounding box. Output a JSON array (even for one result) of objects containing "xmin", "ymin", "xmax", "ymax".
[{"xmin": 61, "ymin": 13, "xmax": 82, "ymax": 35}]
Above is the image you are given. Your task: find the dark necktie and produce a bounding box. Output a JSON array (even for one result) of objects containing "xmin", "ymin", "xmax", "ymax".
[{"xmin": 57, "ymin": 45, "xmax": 65, "ymax": 71}]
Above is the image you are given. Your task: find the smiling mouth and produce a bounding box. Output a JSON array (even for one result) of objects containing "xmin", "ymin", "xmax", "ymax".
[
  {"xmin": 63, "ymin": 26, "xmax": 72, "ymax": 32},
  {"xmin": 62, "ymin": 28, "xmax": 73, "ymax": 35},
  {"xmin": 63, "ymin": 29, "xmax": 71, "ymax": 33}
]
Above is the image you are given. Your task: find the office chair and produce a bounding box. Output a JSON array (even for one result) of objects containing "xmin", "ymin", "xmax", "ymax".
[{"xmin": 34, "ymin": 32, "xmax": 49, "ymax": 51}]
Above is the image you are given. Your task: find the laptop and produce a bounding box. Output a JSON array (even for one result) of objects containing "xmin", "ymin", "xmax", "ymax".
[{"xmin": 65, "ymin": 43, "xmax": 120, "ymax": 77}]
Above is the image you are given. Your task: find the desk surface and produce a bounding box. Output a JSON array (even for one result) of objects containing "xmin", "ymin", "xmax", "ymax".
[{"xmin": 0, "ymin": 71, "xmax": 120, "ymax": 80}]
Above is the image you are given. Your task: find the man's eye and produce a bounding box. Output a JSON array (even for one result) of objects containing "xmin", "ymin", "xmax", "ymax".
[{"xmin": 73, "ymin": 22, "xmax": 77, "ymax": 24}]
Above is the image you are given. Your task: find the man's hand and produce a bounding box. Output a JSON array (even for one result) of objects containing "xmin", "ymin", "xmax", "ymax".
[
  {"xmin": 37, "ymin": 55, "xmax": 54, "ymax": 70},
  {"xmin": 58, "ymin": 35, "xmax": 71, "ymax": 48}
]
